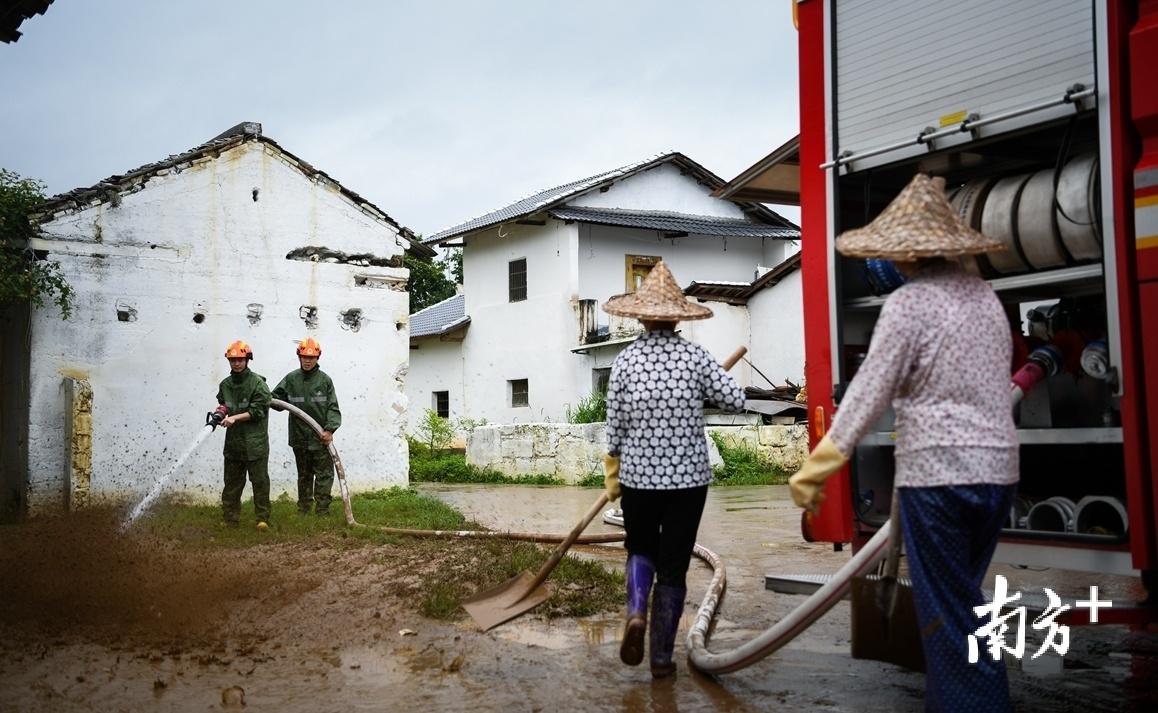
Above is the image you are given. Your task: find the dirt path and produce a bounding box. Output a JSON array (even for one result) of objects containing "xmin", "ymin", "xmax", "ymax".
[{"xmin": 0, "ymin": 487, "xmax": 1153, "ymax": 712}]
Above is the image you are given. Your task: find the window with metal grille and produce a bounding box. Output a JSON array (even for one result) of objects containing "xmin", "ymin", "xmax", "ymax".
[
  {"xmin": 509, "ymin": 258, "xmax": 527, "ymax": 302},
  {"xmin": 433, "ymin": 391, "xmax": 449, "ymax": 419},
  {"xmin": 509, "ymin": 379, "xmax": 529, "ymax": 408}
]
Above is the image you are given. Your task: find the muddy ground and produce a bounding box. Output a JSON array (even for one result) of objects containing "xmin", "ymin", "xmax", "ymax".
[{"xmin": 1, "ymin": 485, "xmax": 1154, "ymax": 712}]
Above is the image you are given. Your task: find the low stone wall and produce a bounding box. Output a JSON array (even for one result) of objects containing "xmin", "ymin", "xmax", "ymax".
[
  {"xmin": 706, "ymin": 424, "xmax": 809, "ymax": 472},
  {"xmin": 466, "ymin": 423, "xmax": 729, "ymax": 484}
]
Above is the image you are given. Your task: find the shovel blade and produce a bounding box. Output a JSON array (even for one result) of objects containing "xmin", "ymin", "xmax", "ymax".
[{"xmin": 462, "ymin": 571, "xmax": 552, "ymax": 631}]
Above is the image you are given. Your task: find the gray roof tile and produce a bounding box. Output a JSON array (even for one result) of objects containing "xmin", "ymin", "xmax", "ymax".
[
  {"xmin": 424, "ymin": 152, "xmax": 793, "ymax": 244},
  {"xmin": 410, "ymin": 293, "xmax": 468, "ymax": 338},
  {"xmin": 547, "ymin": 206, "xmax": 799, "ymax": 239}
]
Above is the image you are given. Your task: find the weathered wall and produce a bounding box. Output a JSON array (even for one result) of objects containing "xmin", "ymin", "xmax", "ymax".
[
  {"xmin": 707, "ymin": 424, "xmax": 809, "ymax": 472},
  {"xmin": 27, "ymin": 141, "xmax": 411, "ymax": 511},
  {"xmin": 747, "ymin": 270, "xmax": 805, "ymax": 385},
  {"xmin": 466, "ymin": 423, "xmax": 726, "ymax": 484}
]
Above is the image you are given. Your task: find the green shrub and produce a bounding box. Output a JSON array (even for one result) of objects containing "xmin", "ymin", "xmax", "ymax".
[
  {"xmin": 408, "ymin": 441, "xmax": 563, "ymax": 485},
  {"xmin": 709, "ymin": 432, "xmax": 788, "ymax": 486},
  {"xmin": 415, "ymin": 409, "xmax": 454, "ymax": 452},
  {"xmin": 566, "ymin": 389, "xmax": 607, "ymax": 424}
]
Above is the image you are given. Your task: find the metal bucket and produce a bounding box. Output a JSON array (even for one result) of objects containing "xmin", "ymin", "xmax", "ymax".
[
  {"xmin": 1073, "ymin": 496, "xmax": 1129, "ymax": 537},
  {"xmin": 1056, "ymin": 153, "xmax": 1102, "ymax": 261},
  {"xmin": 1017, "ymin": 169, "xmax": 1069, "ymax": 270},
  {"xmin": 981, "ymin": 174, "xmax": 1033, "ymax": 274},
  {"xmin": 950, "ymin": 177, "xmax": 998, "ymax": 276},
  {"xmin": 1007, "ymin": 495, "xmax": 1036, "ymax": 529},
  {"xmin": 1026, "ymin": 496, "xmax": 1076, "ymax": 532}
]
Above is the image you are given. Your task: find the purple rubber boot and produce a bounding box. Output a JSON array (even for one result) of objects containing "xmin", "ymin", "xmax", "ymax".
[
  {"xmin": 620, "ymin": 555, "xmax": 655, "ymax": 666},
  {"xmin": 649, "ymin": 584, "xmax": 686, "ymax": 678}
]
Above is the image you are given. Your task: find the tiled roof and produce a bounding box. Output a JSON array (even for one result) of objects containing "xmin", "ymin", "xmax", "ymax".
[
  {"xmin": 684, "ymin": 253, "xmax": 802, "ymax": 305},
  {"xmin": 547, "ymin": 206, "xmax": 799, "ymax": 239},
  {"xmin": 36, "ymin": 122, "xmax": 434, "ymax": 258},
  {"xmin": 424, "ymin": 152, "xmax": 793, "ymax": 245},
  {"xmin": 410, "ymin": 293, "xmax": 469, "ymax": 339}
]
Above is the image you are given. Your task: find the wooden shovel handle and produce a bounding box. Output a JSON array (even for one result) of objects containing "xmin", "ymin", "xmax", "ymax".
[
  {"xmin": 722, "ymin": 346, "xmax": 748, "ymax": 371},
  {"xmin": 521, "ymin": 491, "xmax": 610, "ymax": 596}
]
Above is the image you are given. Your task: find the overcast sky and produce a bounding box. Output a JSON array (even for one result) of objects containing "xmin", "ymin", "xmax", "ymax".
[{"xmin": 1, "ymin": 1, "xmax": 800, "ymax": 235}]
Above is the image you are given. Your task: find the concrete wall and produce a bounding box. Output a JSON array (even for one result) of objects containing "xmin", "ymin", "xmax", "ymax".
[
  {"xmin": 27, "ymin": 140, "xmax": 412, "ymax": 511},
  {"xmin": 747, "ymin": 270, "xmax": 805, "ymax": 386},
  {"xmin": 466, "ymin": 423, "xmax": 725, "ymax": 484},
  {"xmin": 707, "ymin": 424, "xmax": 809, "ymax": 472}
]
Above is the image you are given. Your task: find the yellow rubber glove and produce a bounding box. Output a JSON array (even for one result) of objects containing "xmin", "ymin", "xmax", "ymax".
[
  {"xmin": 788, "ymin": 435, "xmax": 848, "ymax": 514},
  {"xmin": 603, "ymin": 454, "xmax": 621, "ymax": 502}
]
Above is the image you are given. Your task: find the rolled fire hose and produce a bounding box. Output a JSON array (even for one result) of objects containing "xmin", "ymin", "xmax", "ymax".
[
  {"xmin": 269, "ymin": 399, "xmax": 625, "ymax": 545},
  {"xmin": 603, "ymin": 508, "xmax": 892, "ymax": 675}
]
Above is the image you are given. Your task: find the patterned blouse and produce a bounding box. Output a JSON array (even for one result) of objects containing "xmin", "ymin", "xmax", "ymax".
[
  {"xmin": 606, "ymin": 329, "xmax": 746, "ymax": 489},
  {"xmin": 828, "ymin": 262, "xmax": 1019, "ymax": 488}
]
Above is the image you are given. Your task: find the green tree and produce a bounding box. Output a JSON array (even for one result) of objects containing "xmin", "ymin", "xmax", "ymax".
[
  {"xmin": 0, "ymin": 169, "xmax": 73, "ymax": 318},
  {"xmin": 405, "ymin": 253, "xmax": 456, "ymax": 314},
  {"xmin": 443, "ymin": 248, "xmax": 463, "ymax": 285}
]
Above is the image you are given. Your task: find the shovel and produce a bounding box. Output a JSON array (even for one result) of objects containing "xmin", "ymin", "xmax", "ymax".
[
  {"xmin": 850, "ymin": 489, "xmax": 926, "ymax": 671},
  {"xmin": 463, "ymin": 491, "xmax": 610, "ymax": 631},
  {"xmin": 463, "ymin": 345, "xmax": 749, "ymax": 631}
]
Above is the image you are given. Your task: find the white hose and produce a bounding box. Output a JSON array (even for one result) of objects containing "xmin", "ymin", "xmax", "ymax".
[{"xmin": 603, "ymin": 507, "xmax": 892, "ymax": 674}]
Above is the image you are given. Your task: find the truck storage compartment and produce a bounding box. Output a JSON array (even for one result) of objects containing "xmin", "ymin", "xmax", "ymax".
[{"xmin": 830, "ymin": 111, "xmax": 1130, "ymax": 563}]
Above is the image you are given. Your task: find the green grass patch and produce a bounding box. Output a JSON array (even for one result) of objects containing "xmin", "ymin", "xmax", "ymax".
[
  {"xmin": 140, "ymin": 487, "xmax": 475, "ymax": 547},
  {"xmin": 565, "ymin": 390, "xmax": 607, "ymax": 424},
  {"xmin": 136, "ymin": 487, "xmax": 623, "ymax": 622},
  {"xmin": 710, "ymin": 432, "xmax": 789, "ymax": 486},
  {"xmin": 408, "ymin": 440, "xmax": 563, "ymax": 485}
]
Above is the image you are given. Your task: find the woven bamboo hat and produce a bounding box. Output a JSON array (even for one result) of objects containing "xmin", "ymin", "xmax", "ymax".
[
  {"xmin": 603, "ymin": 261, "xmax": 713, "ymax": 321},
  {"xmin": 835, "ymin": 174, "xmax": 1006, "ymax": 259}
]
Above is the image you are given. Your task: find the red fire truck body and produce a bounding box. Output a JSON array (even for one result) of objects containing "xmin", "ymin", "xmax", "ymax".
[{"xmin": 796, "ymin": 0, "xmax": 1158, "ymax": 596}]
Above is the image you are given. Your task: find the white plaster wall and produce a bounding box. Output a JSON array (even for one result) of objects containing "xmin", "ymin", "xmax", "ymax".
[
  {"xmin": 747, "ymin": 270, "xmax": 805, "ymax": 386},
  {"xmin": 576, "ymin": 223, "xmax": 764, "ymax": 309},
  {"xmin": 569, "ymin": 163, "xmax": 746, "ymax": 219},
  {"xmin": 459, "ymin": 221, "xmax": 581, "ymax": 424},
  {"xmin": 403, "ymin": 338, "xmax": 467, "ymax": 433},
  {"xmin": 678, "ymin": 301, "xmax": 754, "ymax": 388},
  {"xmin": 28, "ymin": 140, "xmax": 411, "ymax": 511}
]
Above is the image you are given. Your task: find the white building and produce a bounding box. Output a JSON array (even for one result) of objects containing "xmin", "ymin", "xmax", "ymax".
[
  {"xmin": 405, "ymin": 152, "xmax": 803, "ymax": 430},
  {"xmin": 0, "ymin": 122, "xmax": 428, "ymax": 516}
]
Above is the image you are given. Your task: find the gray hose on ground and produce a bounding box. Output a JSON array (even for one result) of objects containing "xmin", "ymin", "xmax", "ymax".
[
  {"xmin": 603, "ymin": 507, "xmax": 891, "ymax": 674},
  {"xmin": 270, "ymin": 399, "xmax": 625, "ymax": 545}
]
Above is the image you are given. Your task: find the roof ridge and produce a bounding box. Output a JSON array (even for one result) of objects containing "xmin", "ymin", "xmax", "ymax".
[
  {"xmin": 552, "ymin": 205, "xmax": 760, "ymax": 223},
  {"xmin": 425, "ymin": 151, "xmax": 683, "ymax": 243}
]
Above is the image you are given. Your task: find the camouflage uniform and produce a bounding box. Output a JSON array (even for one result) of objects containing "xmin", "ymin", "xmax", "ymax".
[
  {"xmin": 216, "ymin": 368, "xmax": 272, "ymax": 524},
  {"xmin": 272, "ymin": 367, "xmax": 341, "ymax": 514}
]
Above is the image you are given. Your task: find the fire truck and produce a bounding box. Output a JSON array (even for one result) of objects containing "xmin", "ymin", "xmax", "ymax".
[{"xmin": 795, "ymin": 0, "xmax": 1158, "ymax": 612}]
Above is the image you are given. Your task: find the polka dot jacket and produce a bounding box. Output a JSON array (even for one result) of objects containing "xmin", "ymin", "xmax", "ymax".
[
  {"xmin": 606, "ymin": 329, "xmax": 745, "ymax": 489},
  {"xmin": 828, "ymin": 262, "xmax": 1019, "ymax": 488}
]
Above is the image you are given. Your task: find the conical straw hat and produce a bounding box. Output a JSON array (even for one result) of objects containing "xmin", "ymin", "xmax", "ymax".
[
  {"xmin": 835, "ymin": 174, "xmax": 1006, "ymax": 260},
  {"xmin": 603, "ymin": 261, "xmax": 713, "ymax": 321}
]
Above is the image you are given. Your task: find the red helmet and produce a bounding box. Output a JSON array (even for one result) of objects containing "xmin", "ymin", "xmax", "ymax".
[
  {"xmin": 297, "ymin": 337, "xmax": 322, "ymax": 357},
  {"xmin": 224, "ymin": 340, "xmax": 253, "ymax": 359}
]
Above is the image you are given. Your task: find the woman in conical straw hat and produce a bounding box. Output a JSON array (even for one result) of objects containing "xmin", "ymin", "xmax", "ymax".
[
  {"xmin": 788, "ymin": 174, "xmax": 1018, "ymax": 711},
  {"xmin": 600, "ymin": 261, "xmax": 745, "ymax": 678}
]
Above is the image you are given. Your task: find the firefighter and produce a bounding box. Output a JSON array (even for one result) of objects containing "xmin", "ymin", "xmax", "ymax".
[
  {"xmin": 788, "ymin": 174, "xmax": 1017, "ymax": 712},
  {"xmin": 272, "ymin": 337, "xmax": 342, "ymax": 516},
  {"xmin": 601, "ymin": 262, "xmax": 745, "ymax": 678},
  {"xmin": 216, "ymin": 340, "xmax": 273, "ymax": 530}
]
